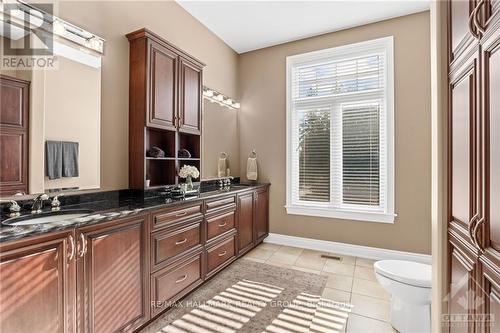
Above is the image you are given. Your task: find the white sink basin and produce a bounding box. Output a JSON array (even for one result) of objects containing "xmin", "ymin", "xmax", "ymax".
[{"xmin": 3, "ymin": 209, "xmax": 94, "ymax": 226}]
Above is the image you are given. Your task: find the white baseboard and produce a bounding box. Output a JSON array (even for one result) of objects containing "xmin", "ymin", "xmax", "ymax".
[{"xmin": 264, "ymin": 233, "xmax": 431, "ymax": 264}]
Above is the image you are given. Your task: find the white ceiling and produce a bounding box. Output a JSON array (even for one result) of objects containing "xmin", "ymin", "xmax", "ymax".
[{"xmin": 177, "ymin": 0, "xmax": 430, "ymax": 54}]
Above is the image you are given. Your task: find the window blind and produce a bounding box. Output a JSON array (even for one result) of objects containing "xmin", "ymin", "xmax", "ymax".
[{"xmin": 287, "ymin": 37, "xmax": 394, "ymax": 221}]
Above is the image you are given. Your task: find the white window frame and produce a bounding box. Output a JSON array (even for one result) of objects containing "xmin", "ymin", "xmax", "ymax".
[{"xmin": 285, "ymin": 36, "xmax": 395, "ymax": 224}]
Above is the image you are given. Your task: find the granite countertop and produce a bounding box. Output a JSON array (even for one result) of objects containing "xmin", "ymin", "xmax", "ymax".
[{"xmin": 0, "ymin": 183, "xmax": 269, "ymax": 243}]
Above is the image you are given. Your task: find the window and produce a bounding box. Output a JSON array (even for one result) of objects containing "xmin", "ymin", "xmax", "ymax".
[{"xmin": 286, "ymin": 37, "xmax": 395, "ymax": 223}]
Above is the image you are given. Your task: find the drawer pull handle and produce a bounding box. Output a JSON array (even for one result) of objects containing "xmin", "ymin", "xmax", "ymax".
[
  {"xmin": 176, "ymin": 275, "xmax": 188, "ymax": 283},
  {"xmin": 175, "ymin": 238, "xmax": 188, "ymax": 245},
  {"xmin": 175, "ymin": 211, "xmax": 188, "ymax": 217},
  {"xmin": 68, "ymin": 235, "xmax": 75, "ymax": 260},
  {"xmin": 218, "ymin": 250, "xmax": 227, "ymax": 257},
  {"xmin": 218, "ymin": 221, "xmax": 227, "ymax": 228}
]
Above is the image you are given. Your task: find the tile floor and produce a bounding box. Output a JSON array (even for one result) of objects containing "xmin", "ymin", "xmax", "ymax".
[{"xmin": 243, "ymin": 243, "xmax": 397, "ymax": 333}]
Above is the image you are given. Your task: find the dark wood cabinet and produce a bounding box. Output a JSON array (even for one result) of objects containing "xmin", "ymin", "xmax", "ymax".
[
  {"xmin": 178, "ymin": 58, "xmax": 202, "ymax": 134},
  {"xmin": 237, "ymin": 192, "xmax": 255, "ymax": 254},
  {"xmin": 0, "ymin": 75, "xmax": 29, "ymax": 196},
  {"xmin": 76, "ymin": 215, "xmax": 150, "ymax": 333},
  {"xmin": 0, "ymin": 186, "xmax": 269, "ymax": 333},
  {"xmin": 149, "ymin": 41, "xmax": 178, "ymax": 131},
  {"xmin": 448, "ymin": 1, "xmax": 500, "ymax": 331},
  {"xmin": 255, "ymin": 187, "xmax": 269, "ymax": 243},
  {"xmin": 0, "ymin": 230, "xmax": 76, "ymax": 333},
  {"xmin": 127, "ymin": 29, "xmax": 204, "ymax": 189}
]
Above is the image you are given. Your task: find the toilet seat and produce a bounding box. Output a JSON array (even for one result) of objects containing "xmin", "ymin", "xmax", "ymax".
[{"xmin": 374, "ymin": 260, "xmax": 431, "ymax": 288}]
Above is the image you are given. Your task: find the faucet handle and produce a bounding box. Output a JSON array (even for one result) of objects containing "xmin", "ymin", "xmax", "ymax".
[
  {"xmin": 8, "ymin": 200, "xmax": 21, "ymax": 217},
  {"xmin": 51, "ymin": 194, "xmax": 64, "ymax": 211}
]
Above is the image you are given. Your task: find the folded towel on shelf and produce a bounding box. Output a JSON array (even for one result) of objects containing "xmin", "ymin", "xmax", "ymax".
[
  {"xmin": 62, "ymin": 141, "xmax": 79, "ymax": 177},
  {"xmin": 46, "ymin": 140, "xmax": 63, "ymax": 180}
]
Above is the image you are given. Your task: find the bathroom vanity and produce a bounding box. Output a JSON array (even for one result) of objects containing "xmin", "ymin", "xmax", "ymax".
[{"xmin": 0, "ymin": 183, "xmax": 269, "ymax": 333}]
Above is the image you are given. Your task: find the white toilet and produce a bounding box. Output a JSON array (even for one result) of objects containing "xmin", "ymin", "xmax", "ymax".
[{"xmin": 374, "ymin": 260, "xmax": 432, "ymax": 333}]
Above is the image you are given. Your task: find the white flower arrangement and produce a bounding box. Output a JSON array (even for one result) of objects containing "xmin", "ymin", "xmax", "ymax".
[{"xmin": 179, "ymin": 165, "xmax": 200, "ymax": 179}]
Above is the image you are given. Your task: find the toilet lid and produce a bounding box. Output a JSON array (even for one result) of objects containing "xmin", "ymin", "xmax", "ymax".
[{"xmin": 374, "ymin": 260, "xmax": 431, "ymax": 288}]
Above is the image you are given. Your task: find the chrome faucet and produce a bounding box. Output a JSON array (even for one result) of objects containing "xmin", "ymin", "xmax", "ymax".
[
  {"xmin": 31, "ymin": 194, "xmax": 49, "ymax": 214},
  {"xmin": 8, "ymin": 200, "xmax": 21, "ymax": 217}
]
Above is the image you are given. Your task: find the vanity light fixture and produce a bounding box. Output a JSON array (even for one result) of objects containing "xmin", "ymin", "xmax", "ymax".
[
  {"xmin": 203, "ymin": 86, "xmax": 240, "ymax": 109},
  {"xmin": 1, "ymin": 1, "xmax": 105, "ymax": 54}
]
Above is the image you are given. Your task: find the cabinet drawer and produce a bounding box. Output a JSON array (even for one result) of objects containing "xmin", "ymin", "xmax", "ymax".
[
  {"xmin": 205, "ymin": 195, "xmax": 236, "ymax": 214},
  {"xmin": 207, "ymin": 210, "xmax": 235, "ymax": 241},
  {"xmin": 152, "ymin": 204, "xmax": 203, "ymax": 230},
  {"xmin": 207, "ymin": 235, "xmax": 236, "ymax": 274},
  {"xmin": 151, "ymin": 252, "xmax": 202, "ymax": 316},
  {"xmin": 152, "ymin": 222, "xmax": 201, "ymax": 270}
]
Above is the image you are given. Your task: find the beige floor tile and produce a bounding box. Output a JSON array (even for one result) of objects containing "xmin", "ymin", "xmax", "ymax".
[
  {"xmin": 258, "ymin": 242, "xmax": 282, "ymax": 252},
  {"xmin": 352, "ymin": 279, "xmax": 390, "ymax": 300},
  {"xmin": 290, "ymin": 265, "xmax": 322, "ymax": 274},
  {"xmin": 242, "ymin": 257, "xmax": 266, "ymax": 263},
  {"xmin": 323, "ymin": 261, "xmax": 356, "ymax": 276},
  {"xmin": 245, "ymin": 247, "xmax": 275, "ymax": 261},
  {"xmin": 267, "ymin": 251, "xmax": 300, "ymax": 266},
  {"xmin": 325, "ymin": 274, "xmax": 354, "ymax": 292},
  {"xmin": 295, "ymin": 250, "xmax": 328, "ymax": 271},
  {"xmin": 347, "ymin": 314, "xmax": 396, "ymax": 333},
  {"xmin": 354, "ymin": 266, "xmax": 377, "ymax": 281},
  {"xmin": 356, "ymin": 257, "xmax": 376, "ymax": 268},
  {"xmin": 350, "ymin": 293, "xmax": 391, "ymax": 322},
  {"xmin": 322, "ymin": 287, "xmax": 352, "ymax": 303},
  {"xmin": 276, "ymin": 245, "xmax": 304, "ymax": 256}
]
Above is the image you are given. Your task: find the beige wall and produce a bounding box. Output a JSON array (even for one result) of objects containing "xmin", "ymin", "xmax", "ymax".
[
  {"xmin": 55, "ymin": 0, "xmax": 239, "ymax": 189},
  {"xmin": 238, "ymin": 12, "xmax": 432, "ymax": 254}
]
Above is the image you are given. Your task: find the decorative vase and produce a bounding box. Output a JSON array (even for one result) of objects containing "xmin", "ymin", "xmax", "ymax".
[{"xmin": 186, "ymin": 175, "xmax": 193, "ymax": 190}]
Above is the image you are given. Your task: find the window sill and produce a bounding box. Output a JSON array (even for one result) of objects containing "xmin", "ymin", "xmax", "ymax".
[{"xmin": 285, "ymin": 205, "xmax": 396, "ymax": 224}]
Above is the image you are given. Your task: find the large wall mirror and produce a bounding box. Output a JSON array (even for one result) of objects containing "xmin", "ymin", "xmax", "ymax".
[
  {"xmin": 201, "ymin": 96, "xmax": 240, "ymax": 179},
  {"xmin": 0, "ymin": 1, "xmax": 104, "ymax": 198}
]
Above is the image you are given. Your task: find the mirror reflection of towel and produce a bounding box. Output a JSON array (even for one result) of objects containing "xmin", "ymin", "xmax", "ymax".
[
  {"xmin": 218, "ymin": 157, "xmax": 227, "ymax": 177},
  {"xmin": 247, "ymin": 157, "xmax": 258, "ymax": 181},
  {"xmin": 46, "ymin": 141, "xmax": 62, "ymax": 180},
  {"xmin": 62, "ymin": 142, "xmax": 79, "ymax": 177}
]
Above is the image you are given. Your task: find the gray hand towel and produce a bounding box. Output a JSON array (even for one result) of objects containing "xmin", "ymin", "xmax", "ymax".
[
  {"xmin": 62, "ymin": 141, "xmax": 79, "ymax": 177},
  {"xmin": 46, "ymin": 140, "xmax": 63, "ymax": 180}
]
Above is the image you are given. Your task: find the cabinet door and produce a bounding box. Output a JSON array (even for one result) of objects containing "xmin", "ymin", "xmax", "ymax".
[
  {"xmin": 449, "ymin": 0, "xmax": 478, "ymax": 63},
  {"xmin": 0, "ymin": 231, "xmax": 76, "ymax": 333},
  {"xmin": 148, "ymin": 42, "xmax": 177, "ymax": 130},
  {"xmin": 237, "ymin": 192, "xmax": 254, "ymax": 254},
  {"xmin": 448, "ymin": 241, "xmax": 480, "ymax": 332},
  {"xmin": 255, "ymin": 187, "xmax": 269, "ymax": 242},
  {"xmin": 479, "ymin": 261, "xmax": 500, "ymax": 332},
  {"xmin": 449, "ymin": 50, "xmax": 480, "ymax": 246},
  {"xmin": 178, "ymin": 58, "xmax": 202, "ymax": 134},
  {"xmin": 0, "ymin": 75, "xmax": 29, "ymax": 195},
  {"xmin": 77, "ymin": 215, "xmax": 149, "ymax": 333},
  {"xmin": 480, "ymin": 17, "xmax": 500, "ymax": 278}
]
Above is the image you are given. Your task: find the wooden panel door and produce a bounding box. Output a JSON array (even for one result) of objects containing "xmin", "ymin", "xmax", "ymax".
[
  {"xmin": 255, "ymin": 187, "xmax": 269, "ymax": 243},
  {"xmin": 0, "ymin": 230, "xmax": 76, "ymax": 333},
  {"xmin": 77, "ymin": 215, "xmax": 150, "ymax": 333},
  {"xmin": 480, "ymin": 263, "xmax": 500, "ymax": 332},
  {"xmin": 237, "ymin": 192, "xmax": 254, "ymax": 254},
  {"xmin": 449, "ymin": 50, "xmax": 480, "ymax": 246},
  {"xmin": 148, "ymin": 41, "xmax": 177, "ymax": 130},
  {"xmin": 178, "ymin": 58, "xmax": 202, "ymax": 134},
  {"xmin": 449, "ymin": 0, "xmax": 478, "ymax": 63},
  {"xmin": 448, "ymin": 240, "xmax": 480, "ymax": 332},
  {"xmin": 0, "ymin": 75, "xmax": 29, "ymax": 195}
]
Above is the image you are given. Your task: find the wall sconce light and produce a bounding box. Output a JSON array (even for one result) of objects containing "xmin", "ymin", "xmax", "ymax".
[{"xmin": 203, "ymin": 86, "xmax": 240, "ymax": 109}]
